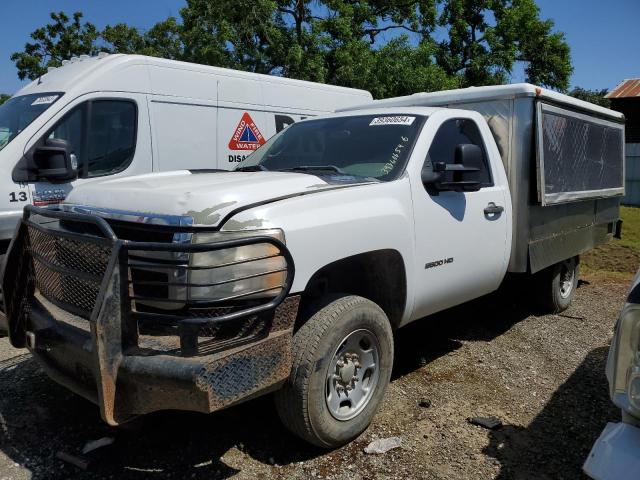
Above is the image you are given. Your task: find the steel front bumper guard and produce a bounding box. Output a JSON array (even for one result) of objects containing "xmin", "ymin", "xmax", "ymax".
[{"xmin": 2, "ymin": 205, "xmax": 298, "ymax": 425}]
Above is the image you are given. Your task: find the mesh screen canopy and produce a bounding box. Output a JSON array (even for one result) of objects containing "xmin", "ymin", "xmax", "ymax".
[{"xmin": 538, "ymin": 103, "xmax": 624, "ymax": 205}]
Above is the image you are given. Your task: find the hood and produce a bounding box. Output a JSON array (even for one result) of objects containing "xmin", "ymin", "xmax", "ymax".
[{"xmin": 65, "ymin": 170, "xmax": 364, "ymax": 227}]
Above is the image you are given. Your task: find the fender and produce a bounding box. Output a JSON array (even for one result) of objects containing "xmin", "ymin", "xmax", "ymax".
[{"xmin": 220, "ymin": 177, "xmax": 418, "ymax": 325}]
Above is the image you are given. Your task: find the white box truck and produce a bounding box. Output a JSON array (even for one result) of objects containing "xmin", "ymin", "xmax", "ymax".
[
  {"xmin": 0, "ymin": 53, "xmax": 372, "ymax": 252},
  {"xmin": 2, "ymin": 84, "xmax": 624, "ymax": 448}
]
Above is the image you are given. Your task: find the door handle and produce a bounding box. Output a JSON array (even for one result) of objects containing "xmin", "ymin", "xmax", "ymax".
[{"xmin": 484, "ymin": 202, "xmax": 504, "ymax": 215}]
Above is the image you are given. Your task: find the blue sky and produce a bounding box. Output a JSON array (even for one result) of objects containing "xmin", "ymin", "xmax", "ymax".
[{"xmin": 0, "ymin": 0, "xmax": 637, "ymax": 95}]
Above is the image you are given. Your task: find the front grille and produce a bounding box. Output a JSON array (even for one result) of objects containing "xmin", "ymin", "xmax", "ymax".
[
  {"xmin": 28, "ymin": 225, "xmax": 112, "ymax": 318},
  {"xmin": 106, "ymin": 220, "xmax": 175, "ymax": 243},
  {"xmin": 61, "ymin": 218, "xmax": 175, "ymax": 243}
]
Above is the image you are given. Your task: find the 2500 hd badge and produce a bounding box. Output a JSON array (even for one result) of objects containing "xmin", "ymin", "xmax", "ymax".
[{"xmin": 425, "ymin": 257, "xmax": 454, "ymax": 269}]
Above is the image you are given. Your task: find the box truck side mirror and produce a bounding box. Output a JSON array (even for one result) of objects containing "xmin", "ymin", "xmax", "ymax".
[
  {"xmin": 421, "ymin": 143, "xmax": 482, "ymax": 193},
  {"xmin": 32, "ymin": 138, "xmax": 78, "ymax": 183}
]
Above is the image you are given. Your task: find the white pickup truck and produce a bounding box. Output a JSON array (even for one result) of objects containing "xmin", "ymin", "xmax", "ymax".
[{"xmin": 2, "ymin": 84, "xmax": 625, "ymax": 448}]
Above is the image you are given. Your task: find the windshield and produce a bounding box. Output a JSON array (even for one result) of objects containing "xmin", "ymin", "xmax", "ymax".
[
  {"xmin": 236, "ymin": 114, "xmax": 426, "ymax": 181},
  {"xmin": 0, "ymin": 92, "xmax": 62, "ymax": 152}
]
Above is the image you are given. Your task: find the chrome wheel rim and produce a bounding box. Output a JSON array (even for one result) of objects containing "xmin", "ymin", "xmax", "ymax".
[
  {"xmin": 325, "ymin": 329, "xmax": 380, "ymax": 421},
  {"xmin": 559, "ymin": 262, "xmax": 575, "ymax": 299}
]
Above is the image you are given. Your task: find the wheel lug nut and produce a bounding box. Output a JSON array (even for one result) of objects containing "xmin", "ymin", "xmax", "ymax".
[
  {"xmin": 352, "ymin": 376, "xmax": 358, "ymax": 382},
  {"xmin": 336, "ymin": 360, "xmax": 344, "ymax": 368},
  {"xmin": 354, "ymin": 362, "xmax": 361, "ymax": 368},
  {"xmin": 346, "ymin": 385, "xmax": 353, "ymax": 391}
]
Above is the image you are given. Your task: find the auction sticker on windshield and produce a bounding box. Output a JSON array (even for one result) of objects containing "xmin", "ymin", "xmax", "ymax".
[
  {"xmin": 369, "ymin": 116, "xmax": 415, "ymax": 126},
  {"xmin": 31, "ymin": 95, "xmax": 59, "ymax": 106}
]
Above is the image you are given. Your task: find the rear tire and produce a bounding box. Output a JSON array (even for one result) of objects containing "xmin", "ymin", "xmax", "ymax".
[
  {"xmin": 535, "ymin": 256, "xmax": 580, "ymax": 314},
  {"xmin": 275, "ymin": 295, "xmax": 393, "ymax": 448}
]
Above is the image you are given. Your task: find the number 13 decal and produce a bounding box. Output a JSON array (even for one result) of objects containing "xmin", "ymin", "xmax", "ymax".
[{"xmin": 9, "ymin": 191, "xmax": 28, "ymax": 202}]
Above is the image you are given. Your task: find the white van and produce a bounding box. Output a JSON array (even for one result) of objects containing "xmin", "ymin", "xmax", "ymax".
[{"xmin": 0, "ymin": 53, "xmax": 372, "ymax": 253}]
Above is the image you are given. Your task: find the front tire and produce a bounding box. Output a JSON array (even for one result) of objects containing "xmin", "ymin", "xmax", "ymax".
[{"xmin": 275, "ymin": 295, "xmax": 393, "ymax": 448}]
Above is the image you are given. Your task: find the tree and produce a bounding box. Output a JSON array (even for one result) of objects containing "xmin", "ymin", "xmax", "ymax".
[
  {"xmin": 496, "ymin": 0, "xmax": 572, "ymax": 90},
  {"xmin": 180, "ymin": 0, "xmax": 283, "ymax": 74},
  {"xmin": 178, "ymin": 0, "xmax": 570, "ymax": 94},
  {"xmin": 11, "ymin": 1, "xmax": 573, "ymax": 97},
  {"xmin": 436, "ymin": 0, "xmax": 572, "ymax": 90},
  {"xmin": 10, "ymin": 12, "xmax": 183, "ymax": 81},
  {"xmin": 569, "ymin": 87, "xmax": 610, "ymax": 108},
  {"xmin": 179, "ymin": 0, "xmax": 457, "ymax": 96},
  {"xmin": 11, "ymin": 11, "xmax": 100, "ymax": 80},
  {"xmin": 0, "ymin": 94, "xmax": 10, "ymax": 106},
  {"xmin": 301, "ymin": 0, "xmax": 453, "ymax": 94},
  {"xmin": 102, "ymin": 18, "xmax": 183, "ymax": 60}
]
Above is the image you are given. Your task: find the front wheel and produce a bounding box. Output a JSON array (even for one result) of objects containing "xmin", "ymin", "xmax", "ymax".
[
  {"xmin": 535, "ymin": 256, "xmax": 580, "ymax": 313},
  {"xmin": 274, "ymin": 295, "xmax": 393, "ymax": 448}
]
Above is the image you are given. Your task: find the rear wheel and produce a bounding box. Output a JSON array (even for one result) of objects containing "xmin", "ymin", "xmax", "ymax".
[
  {"xmin": 535, "ymin": 256, "xmax": 580, "ymax": 313},
  {"xmin": 275, "ymin": 295, "xmax": 393, "ymax": 448}
]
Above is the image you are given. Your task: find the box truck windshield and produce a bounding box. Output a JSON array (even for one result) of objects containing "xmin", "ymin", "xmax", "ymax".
[
  {"xmin": 236, "ymin": 114, "xmax": 426, "ymax": 181},
  {"xmin": 0, "ymin": 93, "xmax": 62, "ymax": 151}
]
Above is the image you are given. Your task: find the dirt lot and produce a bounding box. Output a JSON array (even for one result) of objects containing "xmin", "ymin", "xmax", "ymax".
[{"xmin": 0, "ymin": 272, "xmax": 631, "ymax": 480}]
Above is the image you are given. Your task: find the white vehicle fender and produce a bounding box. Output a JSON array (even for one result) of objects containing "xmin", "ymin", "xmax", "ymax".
[{"xmin": 221, "ymin": 178, "xmax": 418, "ymax": 324}]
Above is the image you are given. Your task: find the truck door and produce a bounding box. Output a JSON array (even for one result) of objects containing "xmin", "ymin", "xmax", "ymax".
[{"xmin": 410, "ymin": 115, "xmax": 510, "ymax": 319}]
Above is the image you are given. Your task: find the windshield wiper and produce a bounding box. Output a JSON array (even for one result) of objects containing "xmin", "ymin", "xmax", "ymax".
[
  {"xmin": 278, "ymin": 165, "xmax": 348, "ymax": 175},
  {"xmin": 235, "ymin": 164, "xmax": 269, "ymax": 172},
  {"xmin": 278, "ymin": 165, "xmax": 380, "ymax": 182}
]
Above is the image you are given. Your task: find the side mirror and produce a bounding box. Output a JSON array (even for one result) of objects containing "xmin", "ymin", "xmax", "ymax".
[
  {"xmin": 421, "ymin": 143, "xmax": 483, "ymax": 193},
  {"xmin": 33, "ymin": 138, "xmax": 78, "ymax": 183}
]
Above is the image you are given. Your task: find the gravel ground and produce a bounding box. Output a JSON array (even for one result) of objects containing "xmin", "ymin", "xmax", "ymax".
[{"xmin": 0, "ymin": 275, "xmax": 630, "ymax": 480}]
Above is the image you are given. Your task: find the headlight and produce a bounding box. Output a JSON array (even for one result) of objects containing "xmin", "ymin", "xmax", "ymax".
[
  {"xmin": 189, "ymin": 229, "xmax": 286, "ymax": 302},
  {"xmin": 610, "ymin": 304, "xmax": 640, "ymax": 414}
]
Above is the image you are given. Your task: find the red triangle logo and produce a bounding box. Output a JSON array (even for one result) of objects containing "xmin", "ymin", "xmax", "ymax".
[{"xmin": 228, "ymin": 112, "xmax": 266, "ymax": 151}]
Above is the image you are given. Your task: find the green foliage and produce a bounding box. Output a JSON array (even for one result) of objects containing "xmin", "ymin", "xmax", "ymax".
[
  {"xmin": 102, "ymin": 18, "xmax": 183, "ymax": 59},
  {"xmin": 436, "ymin": 0, "xmax": 572, "ymax": 90},
  {"xmin": 10, "ymin": 1, "xmax": 573, "ymax": 96},
  {"xmin": 569, "ymin": 87, "xmax": 611, "ymax": 108},
  {"xmin": 0, "ymin": 94, "xmax": 10, "ymax": 105},
  {"xmin": 582, "ymin": 206, "xmax": 640, "ymax": 280},
  {"xmin": 180, "ymin": 0, "xmax": 283, "ymax": 73},
  {"xmin": 619, "ymin": 206, "xmax": 640, "ymax": 252},
  {"xmin": 10, "ymin": 11, "xmax": 100, "ymax": 80}
]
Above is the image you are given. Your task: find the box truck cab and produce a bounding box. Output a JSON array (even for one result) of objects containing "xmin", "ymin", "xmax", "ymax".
[
  {"xmin": 2, "ymin": 84, "xmax": 624, "ymax": 449},
  {"xmin": 0, "ymin": 53, "xmax": 372, "ymax": 253}
]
